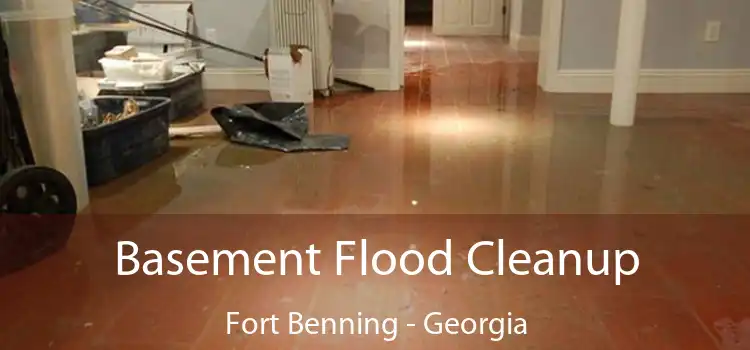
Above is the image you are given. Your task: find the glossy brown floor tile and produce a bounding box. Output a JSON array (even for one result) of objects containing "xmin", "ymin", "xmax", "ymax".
[{"xmin": 4, "ymin": 26, "xmax": 750, "ymax": 350}]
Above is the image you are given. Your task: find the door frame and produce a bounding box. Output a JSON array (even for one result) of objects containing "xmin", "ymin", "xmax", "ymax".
[
  {"xmin": 388, "ymin": 0, "xmax": 405, "ymax": 90},
  {"xmin": 388, "ymin": 0, "xmax": 510, "ymax": 90}
]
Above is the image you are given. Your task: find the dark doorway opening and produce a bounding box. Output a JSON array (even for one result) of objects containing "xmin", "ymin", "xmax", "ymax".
[{"xmin": 405, "ymin": 0, "xmax": 432, "ymax": 26}]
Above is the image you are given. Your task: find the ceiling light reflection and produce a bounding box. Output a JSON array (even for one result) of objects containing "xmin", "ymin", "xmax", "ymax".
[
  {"xmin": 404, "ymin": 40, "xmax": 428, "ymax": 48},
  {"xmin": 417, "ymin": 115, "xmax": 518, "ymax": 140}
]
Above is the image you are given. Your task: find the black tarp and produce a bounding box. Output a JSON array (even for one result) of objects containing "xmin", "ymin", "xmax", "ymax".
[{"xmin": 210, "ymin": 102, "xmax": 349, "ymax": 153}]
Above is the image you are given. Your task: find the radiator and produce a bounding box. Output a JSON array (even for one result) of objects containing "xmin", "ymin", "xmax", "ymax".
[{"xmin": 270, "ymin": 0, "xmax": 334, "ymax": 95}]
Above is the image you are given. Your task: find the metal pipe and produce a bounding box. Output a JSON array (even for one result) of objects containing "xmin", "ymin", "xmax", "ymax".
[{"xmin": 0, "ymin": 1, "xmax": 89, "ymax": 211}]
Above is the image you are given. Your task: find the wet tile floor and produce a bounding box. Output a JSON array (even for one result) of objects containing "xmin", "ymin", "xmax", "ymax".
[{"xmin": 3, "ymin": 26, "xmax": 750, "ymax": 349}]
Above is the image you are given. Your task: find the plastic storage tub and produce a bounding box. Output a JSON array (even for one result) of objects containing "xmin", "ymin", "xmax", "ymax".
[
  {"xmin": 82, "ymin": 96, "xmax": 172, "ymax": 186},
  {"xmin": 98, "ymin": 67, "xmax": 205, "ymax": 121}
]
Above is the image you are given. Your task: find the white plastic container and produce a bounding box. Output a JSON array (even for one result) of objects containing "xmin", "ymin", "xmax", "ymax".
[{"xmin": 99, "ymin": 56, "xmax": 174, "ymax": 82}]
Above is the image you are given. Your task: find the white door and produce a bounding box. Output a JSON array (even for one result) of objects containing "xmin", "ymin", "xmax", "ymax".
[{"xmin": 433, "ymin": 0, "xmax": 506, "ymax": 36}]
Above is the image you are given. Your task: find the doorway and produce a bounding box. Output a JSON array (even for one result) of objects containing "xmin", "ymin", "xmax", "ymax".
[
  {"xmin": 401, "ymin": 0, "xmax": 509, "ymax": 34},
  {"xmin": 405, "ymin": 0, "xmax": 433, "ymax": 26},
  {"xmin": 388, "ymin": 0, "xmax": 511, "ymax": 89}
]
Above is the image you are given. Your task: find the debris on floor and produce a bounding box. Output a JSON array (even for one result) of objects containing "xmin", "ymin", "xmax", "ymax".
[
  {"xmin": 398, "ymin": 303, "xmax": 412, "ymax": 313},
  {"xmin": 399, "ymin": 290, "xmax": 415, "ymax": 313},
  {"xmin": 210, "ymin": 102, "xmax": 349, "ymax": 153},
  {"xmin": 80, "ymin": 97, "xmax": 140, "ymax": 129},
  {"xmin": 169, "ymin": 125, "xmax": 223, "ymax": 139},
  {"xmin": 714, "ymin": 318, "xmax": 750, "ymax": 350}
]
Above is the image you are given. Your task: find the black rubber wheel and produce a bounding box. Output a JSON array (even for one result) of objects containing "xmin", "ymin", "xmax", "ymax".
[{"xmin": 0, "ymin": 166, "xmax": 78, "ymax": 276}]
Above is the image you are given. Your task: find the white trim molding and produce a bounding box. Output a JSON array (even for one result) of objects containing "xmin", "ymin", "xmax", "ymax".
[
  {"xmin": 537, "ymin": 0, "xmax": 564, "ymax": 90},
  {"xmin": 544, "ymin": 69, "xmax": 750, "ymax": 94},
  {"xmin": 389, "ymin": 0, "xmax": 405, "ymax": 90},
  {"xmin": 203, "ymin": 68, "xmax": 395, "ymax": 91},
  {"xmin": 510, "ymin": 33, "xmax": 540, "ymax": 52},
  {"xmin": 337, "ymin": 69, "xmax": 394, "ymax": 91}
]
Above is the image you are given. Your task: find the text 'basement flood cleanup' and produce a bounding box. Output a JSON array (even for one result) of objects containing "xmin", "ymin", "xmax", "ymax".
[{"xmin": 118, "ymin": 239, "xmax": 640, "ymax": 285}]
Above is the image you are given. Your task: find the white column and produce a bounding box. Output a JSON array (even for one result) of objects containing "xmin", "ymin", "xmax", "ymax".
[{"xmin": 610, "ymin": 0, "xmax": 648, "ymax": 127}]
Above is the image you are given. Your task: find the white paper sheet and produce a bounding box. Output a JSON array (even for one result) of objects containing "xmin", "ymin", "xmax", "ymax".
[
  {"xmin": 266, "ymin": 47, "xmax": 314, "ymax": 103},
  {"xmin": 268, "ymin": 52, "xmax": 295, "ymax": 101}
]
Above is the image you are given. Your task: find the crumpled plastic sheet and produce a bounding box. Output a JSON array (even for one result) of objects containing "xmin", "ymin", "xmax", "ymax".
[{"xmin": 210, "ymin": 102, "xmax": 349, "ymax": 153}]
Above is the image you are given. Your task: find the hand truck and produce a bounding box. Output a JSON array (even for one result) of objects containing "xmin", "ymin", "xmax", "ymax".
[{"xmin": 0, "ymin": 22, "xmax": 78, "ymax": 276}]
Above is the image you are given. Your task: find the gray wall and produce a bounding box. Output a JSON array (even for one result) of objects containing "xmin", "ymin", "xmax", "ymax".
[
  {"xmin": 510, "ymin": 0, "xmax": 542, "ymax": 37},
  {"xmin": 194, "ymin": 0, "xmax": 269, "ymax": 68},
  {"xmin": 198, "ymin": 0, "xmax": 391, "ymax": 69},
  {"xmin": 117, "ymin": 0, "xmax": 391, "ymax": 70},
  {"xmin": 332, "ymin": 0, "xmax": 390, "ymax": 69},
  {"xmin": 520, "ymin": 0, "xmax": 542, "ymax": 36},
  {"xmin": 559, "ymin": 0, "xmax": 750, "ymax": 70}
]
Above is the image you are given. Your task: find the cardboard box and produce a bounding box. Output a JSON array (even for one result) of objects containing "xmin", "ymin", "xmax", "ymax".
[{"xmin": 105, "ymin": 45, "xmax": 138, "ymax": 60}]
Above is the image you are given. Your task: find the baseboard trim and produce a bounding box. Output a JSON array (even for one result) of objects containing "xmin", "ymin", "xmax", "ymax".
[
  {"xmin": 509, "ymin": 34, "xmax": 540, "ymax": 52},
  {"xmin": 336, "ymin": 69, "xmax": 395, "ymax": 91},
  {"xmin": 203, "ymin": 67, "xmax": 394, "ymax": 91},
  {"xmin": 544, "ymin": 69, "xmax": 750, "ymax": 93}
]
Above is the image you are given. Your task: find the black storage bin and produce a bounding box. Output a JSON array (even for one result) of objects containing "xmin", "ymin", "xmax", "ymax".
[
  {"xmin": 98, "ymin": 68, "xmax": 204, "ymax": 121},
  {"xmin": 82, "ymin": 96, "xmax": 172, "ymax": 186}
]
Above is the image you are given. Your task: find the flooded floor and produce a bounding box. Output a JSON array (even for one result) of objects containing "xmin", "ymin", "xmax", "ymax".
[{"xmin": 3, "ymin": 26, "xmax": 750, "ymax": 349}]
